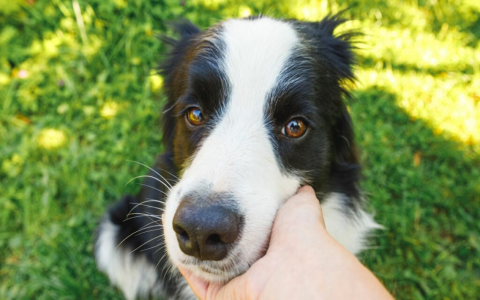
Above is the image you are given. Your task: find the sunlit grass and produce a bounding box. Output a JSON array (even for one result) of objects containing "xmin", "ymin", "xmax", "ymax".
[
  {"xmin": 37, "ymin": 128, "xmax": 67, "ymax": 149},
  {"xmin": 1, "ymin": 0, "xmax": 479, "ymax": 299},
  {"xmin": 363, "ymin": 24, "xmax": 480, "ymax": 73},
  {"xmin": 149, "ymin": 69, "xmax": 163, "ymax": 92},
  {"xmin": 100, "ymin": 101, "xmax": 120, "ymax": 119},
  {"xmin": 354, "ymin": 21, "xmax": 480, "ymax": 146},
  {"xmin": 357, "ymin": 67, "xmax": 480, "ymax": 145}
]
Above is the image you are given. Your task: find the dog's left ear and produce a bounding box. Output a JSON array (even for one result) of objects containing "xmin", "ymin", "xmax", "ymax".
[
  {"xmin": 295, "ymin": 14, "xmax": 361, "ymax": 196},
  {"xmin": 293, "ymin": 12, "xmax": 358, "ymax": 124},
  {"xmin": 293, "ymin": 13, "xmax": 357, "ymax": 83},
  {"xmin": 329, "ymin": 103, "xmax": 361, "ymax": 198}
]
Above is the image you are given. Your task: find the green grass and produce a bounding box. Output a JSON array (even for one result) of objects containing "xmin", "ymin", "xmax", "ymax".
[{"xmin": 1, "ymin": 0, "xmax": 479, "ymax": 299}]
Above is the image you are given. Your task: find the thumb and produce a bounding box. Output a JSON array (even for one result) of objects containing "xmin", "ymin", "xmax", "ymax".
[
  {"xmin": 177, "ymin": 266, "xmax": 211, "ymax": 299},
  {"xmin": 268, "ymin": 186, "xmax": 326, "ymax": 249}
]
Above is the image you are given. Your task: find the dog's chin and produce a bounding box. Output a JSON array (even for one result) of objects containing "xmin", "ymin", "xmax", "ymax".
[
  {"xmin": 169, "ymin": 237, "xmax": 271, "ymax": 284},
  {"xmin": 179, "ymin": 261, "xmax": 246, "ymax": 283}
]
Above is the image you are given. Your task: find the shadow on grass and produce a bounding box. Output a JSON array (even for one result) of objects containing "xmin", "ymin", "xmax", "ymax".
[{"xmin": 352, "ymin": 86, "xmax": 480, "ymax": 299}]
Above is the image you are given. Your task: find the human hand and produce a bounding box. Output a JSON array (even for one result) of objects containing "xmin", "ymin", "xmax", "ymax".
[{"xmin": 177, "ymin": 186, "xmax": 393, "ymax": 300}]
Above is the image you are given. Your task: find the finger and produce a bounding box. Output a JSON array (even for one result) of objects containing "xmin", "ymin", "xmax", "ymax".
[
  {"xmin": 268, "ymin": 186, "xmax": 326, "ymax": 250},
  {"xmin": 178, "ymin": 265, "xmax": 251, "ymax": 300},
  {"xmin": 276, "ymin": 185, "xmax": 324, "ymax": 227},
  {"xmin": 296, "ymin": 185, "xmax": 316, "ymax": 195},
  {"xmin": 177, "ymin": 265, "xmax": 211, "ymax": 300},
  {"xmin": 296, "ymin": 185, "xmax": 325, "ymax": 227},
  {"xmin": 295, "ymin": 186, "xmax": 326, "ymax": 227}
]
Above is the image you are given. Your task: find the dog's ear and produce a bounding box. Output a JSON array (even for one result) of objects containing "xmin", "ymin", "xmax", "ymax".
[
  {"xmin": 294, "ymin": 13, "xmax": 358, "ymax": 117},
  {"xmin": 295, "ymin": 14, "xmax": 361, "ymax": 197},
  {"xmin": 158, "ymin": 20, "xmax": 202, "ymax": 151},
  {"xmin": 332, "ymin": 104, "xmax": 359, "ymax": 165},
  {"xmin": 330, "ymin": 104, "xmax": 361, "ymax": 198},
  {"xmin": 294, "ymin": 13, "xmax": 357, "ymax": 83}
]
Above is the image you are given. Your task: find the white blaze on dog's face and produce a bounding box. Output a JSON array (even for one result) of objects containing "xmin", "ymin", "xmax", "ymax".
[
  {"xmin": 161, "ymin": 16, "xmax": 366, "ymax": 282},
  {"xmin": 163, "ymin": 18, "xmax": 301, "ymax": 282}
]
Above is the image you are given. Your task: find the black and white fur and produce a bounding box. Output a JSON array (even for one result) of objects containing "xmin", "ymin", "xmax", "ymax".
[{"xmin": 95, "ymin": 15, "xmax": 380, "ymax": 299}]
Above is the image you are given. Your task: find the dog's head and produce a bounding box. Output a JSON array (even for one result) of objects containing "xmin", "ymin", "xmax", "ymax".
[{"xmin": 160, "ymin": 15, "xmax": 360, "ymax": 282}]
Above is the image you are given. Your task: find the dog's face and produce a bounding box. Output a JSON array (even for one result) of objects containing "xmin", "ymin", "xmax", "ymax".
[{"xmin": 161, "ymin": 16, "xmax": 359, "ymax": 282}]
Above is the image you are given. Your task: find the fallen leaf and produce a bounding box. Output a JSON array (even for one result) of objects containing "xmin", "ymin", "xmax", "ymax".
[{"xmin": 414, "ymin": 151, "xmax": 421, "ymax": 167}]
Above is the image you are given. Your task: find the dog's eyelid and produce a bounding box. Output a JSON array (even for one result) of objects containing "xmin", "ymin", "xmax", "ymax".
[
  {"xmin": 287, "ymin": 115, "xmax": 316, "ymax": 129},
  {"xmin": 176, "ymin": 105, "xmax": 203, "ymax": 118}
]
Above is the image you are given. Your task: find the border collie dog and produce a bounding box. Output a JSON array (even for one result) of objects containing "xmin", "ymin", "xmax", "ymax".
[{"xmin": 95, "ymin": 14, "xmax": 380, "ymax": 299}]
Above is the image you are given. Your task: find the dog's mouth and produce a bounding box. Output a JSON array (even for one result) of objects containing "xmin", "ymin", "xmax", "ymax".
[
  {"xmin": 172, "ymin": 229, "xmax": 271, "ymax": 283},
  {"xmin": 198, "ymin": 265, "xmax": 225, "ymax": 275},
  {"xmin": 178, "ymin": 256, "xmax": 248, "ymax": 283}
]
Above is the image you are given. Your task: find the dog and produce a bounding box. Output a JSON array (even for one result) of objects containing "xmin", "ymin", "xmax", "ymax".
[{"xmin": 95, "ymin": 14, "xmax": 380, "ymax": 299}]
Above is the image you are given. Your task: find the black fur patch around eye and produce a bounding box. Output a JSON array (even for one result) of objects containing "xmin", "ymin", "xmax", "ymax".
[
  {"xmin": 159, "ymin": 22, "xmax": 231, "ymax": 169},
  {"xmin": 265, "ymin": 14, "xmax": 362, "ymax": 201}
]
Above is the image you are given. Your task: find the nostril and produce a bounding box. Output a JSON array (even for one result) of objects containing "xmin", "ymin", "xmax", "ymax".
[
  {"xmin": 179, "ymin": 231, "xmax": 190, "ymax": 242},
  {"xmin": 173, "ymin": 224, "xmax": 185, "ymax": 235},
  {"xmin": 173, "ymin": 224, "xmax": 190, "ymax": 242},
  {"xmin": 173, "ymin": 224, "xmax": 181, "ymax": 233},
  {"xmin": 205, "ymin": 234, "xmax": 221, "ymax": 245},
  {"xmin": 179, "ymin": 231, "xmax": 189, "ymax": 241},
  {"xmin": 173, "ymin": 222, "xmax": 199, "ymax": 257}
]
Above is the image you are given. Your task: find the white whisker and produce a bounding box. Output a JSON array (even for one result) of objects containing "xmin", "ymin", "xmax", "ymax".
[
  {"xmin": 137, "ymin": 219, "xmax": 163, "ymax": 230},
  {"xmin": 135, "ymin": 228, "xmax": 164, "ymax": 237},
  {"xmin": 156, "ymin": 252, "xmax": 169, "ymax": 270},
  {"xmin": 127, "ymin": 160, "xmax": 180, "ymax": 185},
  {"xmin": 116, "ymin": 224, "xmax": 163, "ymax": 248},
  {"xmin": 128, "ymin": 201, "xmax": 165, "ymax": 214},
  {"xmin": 155, "ymin": 167, "xmax": 180, "ymax": 181},
  {"xmin": 125, "ymin": 212, "xmax": 162, "ymax": 220},
  {"xmin": 122, "ymin": 215, "xmax": 162, "ymax": 223},
  {"xmin": 153, "ymin": 243, "xmax": 167, "ymax": 255},
  {"xmin": 125, "ymin": 175, "xmax": 172, "ymax": 191},
  {"xmin": 140, "ymin": 242, "xmax": 165, "ymax": 253},
  {"xmin": 161, "ymin": 257, "xmax": 172, "ymax": 278},
  {"xmin": 162, "ymin": 102, "xmax": 178, "ymax": 115},
  {"xmin": 143, "ymin": 198, "xmax": 166, "ymax": 204},
  {"xmin": 137, "ymin": 183, "xmax": 169, "ymax": 197},
  {"xmin": 129, "ymin": 235, "xmax": 163, "ymax": 254}
]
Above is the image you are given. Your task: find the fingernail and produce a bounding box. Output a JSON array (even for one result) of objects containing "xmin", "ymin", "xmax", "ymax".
[{"xmin": 298, "ymin": 185, "xmax": 315, "ymax": 194}]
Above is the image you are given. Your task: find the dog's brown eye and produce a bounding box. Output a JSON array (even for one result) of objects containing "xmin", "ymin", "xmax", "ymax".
[
  {"xmin": 283, "ymin": 118, "xmax": 307, "ymax": 138},
  {"xmin": 186, "ymin": 108, "xmax": 204, "ymax": 126}
]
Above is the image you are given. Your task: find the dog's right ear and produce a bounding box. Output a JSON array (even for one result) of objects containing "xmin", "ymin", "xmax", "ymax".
[{"xmin": 158, "ymin": 20, "xmax": 201, "ymax": 151}]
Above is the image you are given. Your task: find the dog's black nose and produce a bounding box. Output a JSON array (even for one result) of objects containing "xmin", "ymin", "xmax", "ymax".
[{"xmin": 172, "ymin": 200, "xmax": 242, "ymax": 261}]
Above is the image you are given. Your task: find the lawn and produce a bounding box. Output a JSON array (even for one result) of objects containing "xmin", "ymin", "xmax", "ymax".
[{"xmin": 1, "ymin": 0, "xmax": 479, "ymax": 299}]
